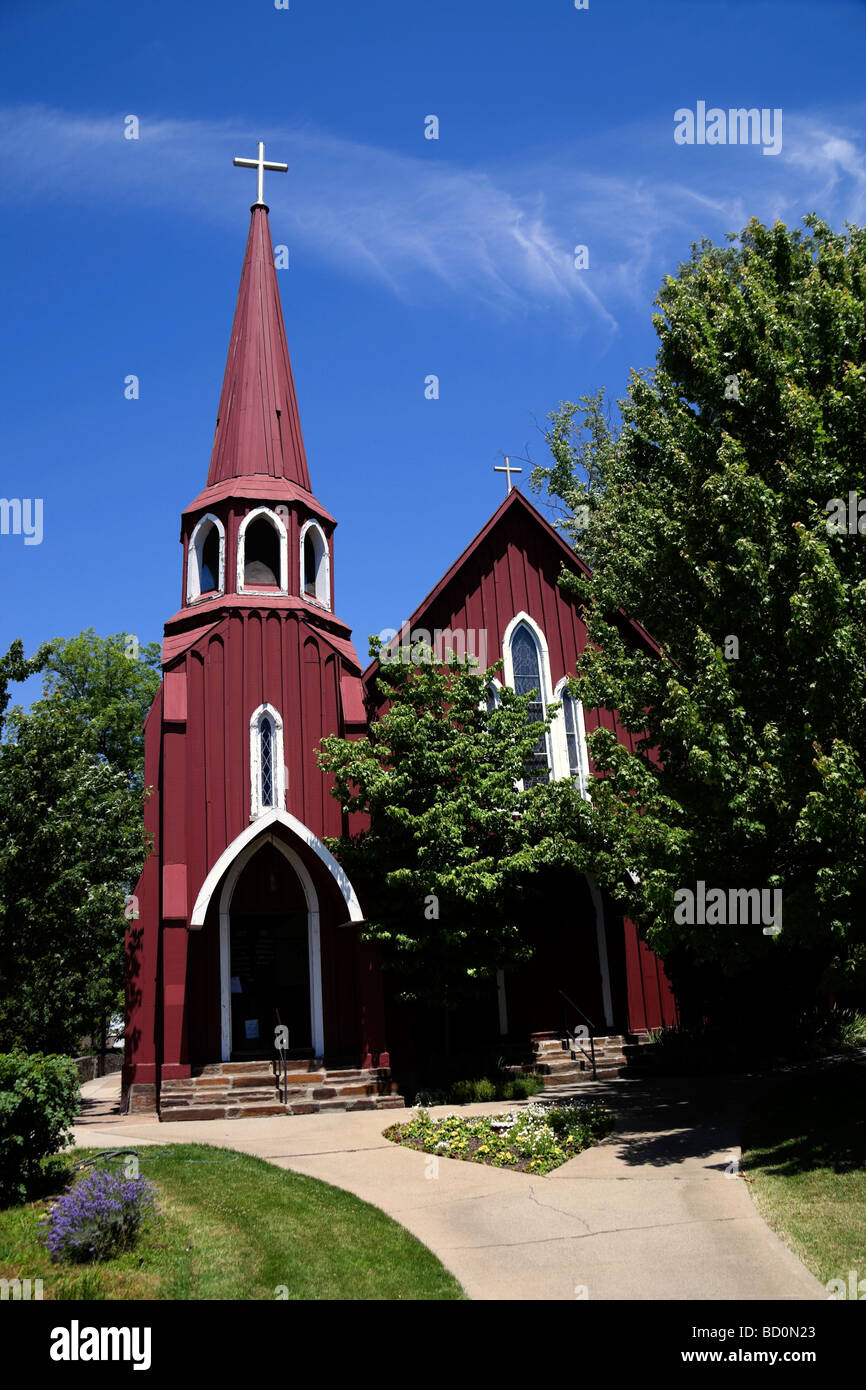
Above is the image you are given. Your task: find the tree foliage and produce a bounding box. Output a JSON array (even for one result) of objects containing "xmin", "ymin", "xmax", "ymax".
[
  {"xmin": 318, "ymin": 641, "xmax": 595, "ymax": 1007},
  {"xmin": 531, "ymin": 215, "xmax": 866, "ymax": 1011},
  {"xmin": 35, "ymin": 629, "xmax": 161, "ymax": 788},
  {"xmin": 0, "ymin": 633, "xmax": 157, "ymax": 1052}
]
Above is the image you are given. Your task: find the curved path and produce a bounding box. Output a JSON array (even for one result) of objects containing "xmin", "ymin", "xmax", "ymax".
[{"xmin": 73, "ymin": 1072, "xmax": 824, "ymax": 1301}]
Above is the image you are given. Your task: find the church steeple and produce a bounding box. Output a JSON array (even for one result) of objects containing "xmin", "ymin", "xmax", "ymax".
[
  {"xmin": 172, "ymin": 144, "xmax": 345, "ymax": 632},
  {"xmin": 207, "ymin": 202, "xmax": 311, "ymax": 490}
]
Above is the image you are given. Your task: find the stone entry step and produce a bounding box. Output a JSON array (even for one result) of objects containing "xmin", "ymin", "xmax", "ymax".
[
  {"xmin": 510, "ymin": 1032, "xmax": 653, "ymax": 1086},
  {"xmin": 158, "ymin": 1060, "xmax": 404, "ymax": 1122}
]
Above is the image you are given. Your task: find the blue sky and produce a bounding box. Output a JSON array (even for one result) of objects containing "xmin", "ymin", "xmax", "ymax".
[{"xmin": 2, "ymin": 0, "xmax": 866, "ymax": 703}]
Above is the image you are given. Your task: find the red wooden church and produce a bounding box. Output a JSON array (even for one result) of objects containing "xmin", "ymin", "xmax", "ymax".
[{"xmin": 122, "ymin": 158, "xmax": 676, "ymax": 1119}]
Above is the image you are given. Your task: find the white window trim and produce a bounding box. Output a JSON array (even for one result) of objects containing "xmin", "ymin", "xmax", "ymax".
[
  {"xmin": 553, "ymin": 676, "xmax": 591, "ymax": 798},
  {"xmin": 187, "ymin": 513, "xmax": 226, "ymax": 604},
  {"xmin": 501, "ymin": 612, "xmax": 555, "ymax": 784},
  {"xmin": 299, "ymin": 518, "xmax": 331, "ymax": 610},
  {"xmin": 249, "ymin": 703, "xmax": 286, "ymax": 819},
  {"xmin": 480, "ymin": 676, "xmax": 503, "ymax": 712},
  {"xmin": 237, "ymin": 506, "xmax": 289, "ymax": 596}
]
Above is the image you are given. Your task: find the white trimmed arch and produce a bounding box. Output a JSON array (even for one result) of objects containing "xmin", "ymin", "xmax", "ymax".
[
  {"xmin": 237, "ymin": 506, "xmax": 288, "ymax": 595},
  {"xmin": 187, "ymin": 512, "xmax": 226, "ymax": 603},
  {"xmin": 190, "ymin": 808, "xmax": 363, "ymax": 928},
  {"xmin": 216, "ymin": 830, "xmax": 324, "ymax": 1062},
  {"xmin": 299, "ymin": 518, "xmax": 331, "ymax": 609},
  {"xmin": 484, "ymin": 675, "xmax": 503, "ymax": 711}
]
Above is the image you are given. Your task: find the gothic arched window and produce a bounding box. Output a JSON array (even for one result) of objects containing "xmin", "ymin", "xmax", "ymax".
[
  {"xmin": 299, "ymin": 519, "xmax": 330, "ymax": 608},
  {"xmin": 555, "ymin": 679, "xmax": 590, "ymax": 798},
  {"xmin": 260, "ymin": 716, "xmax": 274, "ymax": 806},
  {"xmin": 187, "ymin": 513, "xmax": 225, "ymax": 603},
  {"xmin": 249, "ymin": 703, "xmax": 285, "ymax": 818},
  {"xmin": 506, "ymin": 618, "xmax": 552, "ymax": 786},
  {"xmin": 201, "ymin": 527, "xmax": 220, "ymax": 593}
]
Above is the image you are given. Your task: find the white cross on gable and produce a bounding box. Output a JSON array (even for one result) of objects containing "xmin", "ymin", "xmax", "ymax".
[{"xmin": 494, "ymin": 456, "xmax": 523, "ymax": 494}]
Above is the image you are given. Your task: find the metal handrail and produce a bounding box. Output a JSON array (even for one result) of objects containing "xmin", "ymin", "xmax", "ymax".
[
  {"xmin": 558, "ymin": 989, "xmax": 597, "ymax": 1081},
  {"xmin": 557, "ymin": 989, "xmax": 595, "ymax": 1033},
  {"xmin": 274, "ymin": 1011, "xmax": 288, "ymax": 1108}
]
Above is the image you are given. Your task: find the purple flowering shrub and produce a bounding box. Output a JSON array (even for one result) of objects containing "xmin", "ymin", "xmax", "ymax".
[{"xmin": 39, "ymin": 1168, "xmax": 157, "ymax": 1262}]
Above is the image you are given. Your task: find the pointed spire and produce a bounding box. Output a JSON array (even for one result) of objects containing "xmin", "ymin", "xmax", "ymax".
[{"xmin": 207, "ymin": 206, "xmax": 311, "ymax": 491}]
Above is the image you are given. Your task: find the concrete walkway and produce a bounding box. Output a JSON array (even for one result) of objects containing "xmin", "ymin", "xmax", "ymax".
[{"xmin": 72, "ymin": 1072, "xmax": 825, "ymax": 1301}]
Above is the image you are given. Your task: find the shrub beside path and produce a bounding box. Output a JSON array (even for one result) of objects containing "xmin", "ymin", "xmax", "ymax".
[{"xmin": 73, "ymin": 1072, "xmax": 825, "ymax": 1301}]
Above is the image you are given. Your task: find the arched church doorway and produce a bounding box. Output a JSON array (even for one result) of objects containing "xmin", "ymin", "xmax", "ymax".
[{"xmin": 225, "ymin": 841, "xmax": 313, "ymax": 1058}]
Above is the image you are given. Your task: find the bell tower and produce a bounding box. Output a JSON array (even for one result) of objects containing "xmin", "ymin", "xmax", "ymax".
[{"xmin": 123, "ymin": 149, "xmax": 392, "ymax": 1115}]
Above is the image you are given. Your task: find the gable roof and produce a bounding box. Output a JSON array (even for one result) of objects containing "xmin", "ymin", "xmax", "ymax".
[{"xmin": 362, "ymin": 486, "xmax": 660, "ymax": 681}]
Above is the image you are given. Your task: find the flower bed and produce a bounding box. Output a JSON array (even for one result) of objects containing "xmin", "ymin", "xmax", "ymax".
[{"xmin": 384, "ymin": 1099, "xmax": 614, "ymax": 1176}]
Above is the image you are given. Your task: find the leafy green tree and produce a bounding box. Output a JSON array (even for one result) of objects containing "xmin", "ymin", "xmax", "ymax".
[
  {"xmin": 531, "ymin": 215, "xmax": 866, "ymax": 1019},
  {"xmin": 318, "ymin": 641, "xmax": 595, "ymax": 1009},
  {"xmin": 0, "ymin": 699, "xmax": 148, "ymax": 1053},
  {"xmin": 0, "ymin": 632, "xmax": 158, "ymax": 1052},
  {"xmin": 0, "ymin": 638, "xmax": 53, "ymax": 740},
  {"xmin": 34, "ymin": 629, "xmax": 161, "ymax": 787}
]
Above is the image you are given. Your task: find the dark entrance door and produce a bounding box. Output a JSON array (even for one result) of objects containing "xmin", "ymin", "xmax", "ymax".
[
  {"xmin": 506, "ymin": 868, "xmax": 605, "ymax": 1038},
  {"xmin": 228, "ymin": 843, "xmax": 312, "ymax": 1057},
  {"xmin": 230, "ymin": 910, "xmax": 311, "ymax": 1055}
]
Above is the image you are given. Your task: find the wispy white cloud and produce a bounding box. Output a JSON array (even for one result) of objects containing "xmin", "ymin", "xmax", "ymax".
[{"xmin": 1, "ymin": 103, "xmax": 865, "ymax": 332}]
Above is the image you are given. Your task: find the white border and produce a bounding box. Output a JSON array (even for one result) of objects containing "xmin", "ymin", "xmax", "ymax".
[
  {"xmin": 485, "ymin": 676, "xmax": 503, "ymax": 709},
  {"xmin": 249, "ymin": 702, "xmax": 286, "ymax": 820},
  {"xmin": 237, "ymin": 506, "xmax": 288, "ymax": 596},
  {"xmin": 299, "ymin": 518, "xmax": 331, "ymax": 610},
  {"xmin": 217, "ymin": 830, "xmax": 324, "ymax": 1062},
  {"xmin": 187, "ymin": 513, "xmax": 226, "ymax": 604},
  {"xmin": 587, "ymin": 874, "xmax": 614, "ymax": 1030},
  {"xmin": 190, "ymin": 807, "xmax": 363, "ymax": 928}
]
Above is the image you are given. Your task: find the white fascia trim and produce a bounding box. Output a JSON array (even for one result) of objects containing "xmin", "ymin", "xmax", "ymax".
[
  {"xmin": 187, "ymin": 512, "xmax": 226, "ymax": 604},
  {"xmin": 191, "ymin": 807, "xmax": 363, "ymax": 929},
  {"xmin": 298, "ymin": 518, "xmax": 331, "ymax": 610},
  {"xmin": 237, "ymin": 505, "xmax": 289, "ymax": 596},
  {"xmin": 587, "ymin": 873, "xmax": 614, "ymax": 1030},
  {"xmin": 249, "ymin": 702, "xmax": 286, "ymax": 820}
]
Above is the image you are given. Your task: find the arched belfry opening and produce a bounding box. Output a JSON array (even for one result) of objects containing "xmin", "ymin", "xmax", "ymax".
[
  {"xmin": 225, "ymin": 841, "xmax": 313, "ymax": 1057},
  {"xmin": 200, "ymin": 526, "xmax": 220, "ymax": 593},
  {"xmin": 304, "ymin": 531, "xmax": 316, "ymax": 595},
  {"xmin": 243, "ymin": 515, "xmax": 281, "ymax": 589}
]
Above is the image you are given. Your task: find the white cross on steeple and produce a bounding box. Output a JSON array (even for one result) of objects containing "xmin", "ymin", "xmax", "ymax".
[
  {"xmin": 494, "ymin": 455, "xmax": 523, "ymax": 494},
  {"xmin": 233, "ymin": 141, "xmax": 288, "ymax": 208}
]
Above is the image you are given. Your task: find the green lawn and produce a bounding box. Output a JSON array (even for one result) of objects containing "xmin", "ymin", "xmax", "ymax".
[
  {"xmin": 0, "ymin": 1144, "xmax": 465, "ymax": 1300},
  {"xmin": 742, "ymin": 1059, "xmax": 866, "ymax": 1289}
]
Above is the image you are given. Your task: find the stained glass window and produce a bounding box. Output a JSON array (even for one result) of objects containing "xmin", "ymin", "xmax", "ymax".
[
  {"xmin": 562, "ymin": 689, "xmax": 586, "ymax": 794},
  {"xmin": 511, "ymin": 624, "xmax": 550, "ymax": 785},
  {"xmin": 260, "ymin": 716, "xmax": 274, "ymax": 807}
]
